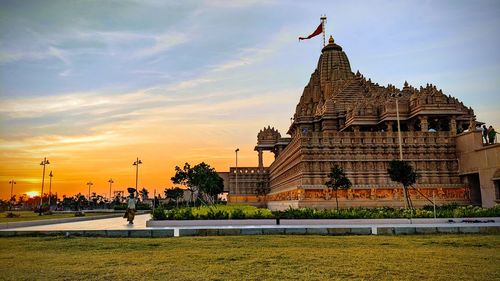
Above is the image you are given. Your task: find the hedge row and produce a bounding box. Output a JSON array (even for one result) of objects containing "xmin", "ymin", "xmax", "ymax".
[{"xmin": 152, "ymin": 204, "xmax": 500, "ymax": 220}]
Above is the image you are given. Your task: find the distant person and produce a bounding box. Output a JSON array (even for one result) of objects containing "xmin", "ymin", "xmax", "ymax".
[
  {"xmin": 124, "ymin": 191, "xmax": 137, "ymax": 225},
  {"xmin": 154, "ymin": 196, "xmax": 159, "ymax": 208},
  {"xmin": 488, "ymin": 126, "xmax": 496, "ymax": 144},
  {"xmin": 482, "ymin": 125, "xmax": 488, "ymax": 143}
]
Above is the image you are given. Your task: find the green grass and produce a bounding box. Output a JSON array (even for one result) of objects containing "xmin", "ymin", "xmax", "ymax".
[
  {"xmin": 0, "ymin": 235, "xmax": 498, "ymax": 280},
  {"xmin": 0, "ymin": 211, "xmax": 112, "ymax": 223}
]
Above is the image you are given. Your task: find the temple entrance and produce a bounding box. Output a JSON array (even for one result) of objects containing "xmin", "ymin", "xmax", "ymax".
[{"xmin": 461, "ymin": 173, "xmax": 482, "ymax": 205}]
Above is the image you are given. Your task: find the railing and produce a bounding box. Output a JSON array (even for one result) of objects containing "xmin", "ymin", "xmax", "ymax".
[{"xmin": 229, "ymin": 167, "xmax": 269, "ymax": 175}]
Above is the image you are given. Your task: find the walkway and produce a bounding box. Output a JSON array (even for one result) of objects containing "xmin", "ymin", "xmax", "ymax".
[{"xmin": 2, "ymin": 214, "xmax": 152, "ymax": 231}]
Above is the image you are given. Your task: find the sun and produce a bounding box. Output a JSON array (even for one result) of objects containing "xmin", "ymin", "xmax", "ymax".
[{"xmin": 26, "ymin": 191, "xmax": 38, "ymax": 198}]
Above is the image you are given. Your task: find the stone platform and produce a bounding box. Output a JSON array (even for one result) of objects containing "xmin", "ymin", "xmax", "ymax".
[{"xmin": 0, "ymin": 215, "xmax": 498, "ymax": 237}]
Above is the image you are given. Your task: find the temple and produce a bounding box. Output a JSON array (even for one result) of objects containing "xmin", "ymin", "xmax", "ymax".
[{"xmin": 222, "ymin": 35, "xmax": 500, "ymax": 210}]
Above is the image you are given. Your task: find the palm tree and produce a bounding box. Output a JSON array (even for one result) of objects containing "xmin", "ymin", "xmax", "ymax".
[{"xmin": 325, "ymin": 165, "xmax": 352, "ymax": 211}]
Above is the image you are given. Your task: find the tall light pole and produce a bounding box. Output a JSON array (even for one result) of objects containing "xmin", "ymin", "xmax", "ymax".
[
  {"xmin": 235, "ymin": 148, "xmax": 239, "ymax": 196},
  {"xmin": 133, "ymin": 158, "xmax": 142, "ymax": 191},
  {"xmin": 391, "ymin": 92, "xmax": 407, "ymax": 209},
  {"xmin": 48, "ymin": 171, "xmax": 53, "ymax": 208},
  {"xmin": 39, "ymin": 157, "xmax": 50, "ymax": 215},
  {"xmin": 108, "ymin": 178, "xmax": 114, "ymax": 200},
  {"xmin": 9, "ymin": 180, "xmax": 16, "ymax": 211},
  {"xmin": 9, "ymin": 180, "xmax": 16, "ymax": 201},
  {"xmin": 390, "ymin": 92, "xmax": 403, "ymax": 160},
  {"xmin": 86, "ymin": 181, "xmax": 93, "ymax": 201}
]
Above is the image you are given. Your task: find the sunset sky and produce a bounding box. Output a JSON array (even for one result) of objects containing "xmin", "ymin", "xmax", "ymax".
[{"xmin": 1, "ymin": 0, "xmax": 499, "ymax": 199}]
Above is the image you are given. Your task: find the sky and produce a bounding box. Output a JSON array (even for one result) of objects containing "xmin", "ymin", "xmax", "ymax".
[{"xmin": 1, "ymin": 0, "xmax": 499, "ymax": 199}]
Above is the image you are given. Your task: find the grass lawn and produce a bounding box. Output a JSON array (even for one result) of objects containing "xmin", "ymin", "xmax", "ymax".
[
  {"xmin": 0, "ymin": 211, "xmax": 113, "ymax": 223},
  {"xmin": 0, "ymin": 235, "xmax": 498, "ymax": 280}
]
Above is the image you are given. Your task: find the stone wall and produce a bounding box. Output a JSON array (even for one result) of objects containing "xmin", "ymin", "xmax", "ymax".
[
  {"xmin": 226, "ymin": 167, "xmax": 269, "ymax": 207},
  {"xmin": 270, "ymin": 131, "xmax": 461, "ymax": 188},
  {"xmin": 456, "ymin": 130, "xmax": 500, "ymax": 207}
]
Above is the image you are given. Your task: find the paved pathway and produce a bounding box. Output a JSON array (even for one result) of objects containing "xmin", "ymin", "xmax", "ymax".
[
  {"xmin": 2, "ymin": 215, "xmax": 499, "ymax": 232},
  {"xmin": 2, "ymin": 214, "xmax": 152, "ymax": 231}
]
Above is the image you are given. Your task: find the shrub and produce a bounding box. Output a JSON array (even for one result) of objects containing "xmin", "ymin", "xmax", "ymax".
[
  {"xmin": 74, "ymin": 211, "xmax": 85, "ymax": 217},
  {"xmin": 152, "ymin": 206, "xmax": 167, "ymax": 220},
  {"xmin": 150, "ymin": 204, "xmax": 500, "ymax": 220},
  {"xmin": 230, "ymin": 208, "xmax": 245, "ymax": 219},
  {"xmin": 5, "ymin": 212, "xmax": 20, "ymax": 218},
  {"xmin": 206, "ymin": 207, "xmax": 229, "ymax": 220}
]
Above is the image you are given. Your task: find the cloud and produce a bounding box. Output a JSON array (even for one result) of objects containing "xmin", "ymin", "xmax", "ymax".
[
  {"xmin": 167, "ymin": 78, "xmax": 216, "ymax": 92},
  {"xmin": 204, "ymin": 0, "xmax": 276, "ymax": 8},
  {"xmin": 0, "ymin": 90, "xmax": 171, "ymax": 119},
  {"xmin": 132, "ymin": 32, "xmax": 189, "ymax": 59},
  {"xmin": 0, "ymin": 28, "xmax": 190, "ymax": 65}
]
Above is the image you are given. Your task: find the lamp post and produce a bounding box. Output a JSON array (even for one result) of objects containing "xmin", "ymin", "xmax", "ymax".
[
  {"xmin": 108, "ymin": 178, "xmax": 114, "ymax": 200},
  {"xmin": 390, "ymin": 92, "xmax": 407, "ymax": 209},
  {"xmin": 39, "ymin": 157, "xmax": 50, "ymax": 215},
  {"xmin": 133, "ymin": 158, "xmax": 142, "ymax": 191},
  {"xmin": 86, "ymin": 181, "xmax": 93, "ymax": 201},
  {"xmin": 9, "ymin": 180, "xmax": 16, "ymax": 201},
  {"xmin": 390, "ymin": 92, "xmax": 404, "ymax": 160},
  {"xmin": 235, "ymin": 148, "xmax": 239, "ymax": 196},
  {"xmin": 9, "ymin": 180, "xmax": 16, "ymax": 211},
  {"xmin": 48, "ymin": 171, "xmax": 53, "ymax": 208}
]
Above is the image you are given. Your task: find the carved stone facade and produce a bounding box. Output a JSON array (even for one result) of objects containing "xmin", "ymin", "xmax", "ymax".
[{"xmin": 225, "ymin": 35, "xmax": 484, "ymax": 209}]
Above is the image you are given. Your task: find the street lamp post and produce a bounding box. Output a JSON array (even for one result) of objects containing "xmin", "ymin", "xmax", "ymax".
[
  {"xmin": 133, "ymin": 158, "xmax": 142, "ymax": 191},
  {"xmin": 390, "ymin": 92, "xmax": 407, "ymax": 209},
  {"xmin": 39, "ymin": 157, "xmax": 50, "ymax": 215},
  {"xmin": 235, "ymin": 148, "xmax": 239, "ymax": 197},
  {"xmin": 9, "ymin": 180, "xmax": 16, "ymax": 201},
  {"xmin": 48, "ymin": 171, "xmax": 53, "ymax": 208},
  {"xmin": 108, "ymin": 178, "xmax": 114, "ymax": 200},
  {"xmin": 390, "ymin": 92, "xmax": 403, "ymax": 160},
  {"xmin": 86, "ymin": 181, "xmax": 93, "ymax": 201},
  {"xmin": 9, "ymin": 180, "xmax": 16, "ymax": 211}
]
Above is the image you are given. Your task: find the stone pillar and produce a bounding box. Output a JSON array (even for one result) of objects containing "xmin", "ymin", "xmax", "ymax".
[
  {"xmin": 420, "ymin": 116, "xmax": 428, "ymax": 132},
  {"xmin": 450, "ymin": 117, "xmax": 457, "ymax": 134},
  {"xmin": 258, "ymin": 149, "xmax": 263, "ymax": 168}
]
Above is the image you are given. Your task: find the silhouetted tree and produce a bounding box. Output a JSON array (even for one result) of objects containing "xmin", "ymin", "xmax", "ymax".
[
  {"xmin": 165, "ymin": 187, "xmax": 184, "ymax": 207},
  {"xmin": 387, "ymin": 160, "xmax": 417, "ymax": 209},
  {"xmin": 256, "ymin": 181, "xmax": 271, "ymax": 203},
  {"xmin": 325, "ymin": 165, "xmax": 352, "ymax": 211},
  {"xmin": 171, "ymin": 162, "xmax": 224, "ymax": 205},
  {"xmin": 140, "ymin": 188, "xmax": 149, "ymax": 201}
]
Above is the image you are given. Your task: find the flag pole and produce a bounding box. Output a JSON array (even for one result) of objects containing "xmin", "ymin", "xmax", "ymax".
[{"xmin": 320, "ymin": 15, "xmax": 327, "ymax": 47}]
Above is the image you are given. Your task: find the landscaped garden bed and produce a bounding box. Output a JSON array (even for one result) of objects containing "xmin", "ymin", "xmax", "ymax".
[{"xmin": 151, "ymin": 204, "xmax": 500, "ymax": 220}]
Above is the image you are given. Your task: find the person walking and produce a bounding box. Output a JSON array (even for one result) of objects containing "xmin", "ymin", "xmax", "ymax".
[
  {"xmin": 482, "ymin": 125, "xmax": 488, "ymax": 143},
  {"xmin": 488, "ymin": 126, "xmax": 497, "ymax": 144},
  {"xmin": 124, "ymin": 189, "xmax": 138, "ymax": 224}
]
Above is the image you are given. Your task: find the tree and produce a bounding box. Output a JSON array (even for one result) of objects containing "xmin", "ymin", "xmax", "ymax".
[
  {"xmin": 171, "ymin": 162, "xmax": 224, "ymax": 205},
  {"xmin": 387, "ymin": 160, "xmax": 417, "ymax": 209},
  {"xmin": 165, "ymin": 187, "xmax": 184, "ymax": 207},
  {"xmin": 325, "ymin": 165, "xmax": 352, "ymax": 211},
  {"xmin": 256, "ymin": 181, "xmax": 271, "ymax": 203},
  {"xmin": 140, "ymin": 188, "xmax": 149, "ymax": 201}
]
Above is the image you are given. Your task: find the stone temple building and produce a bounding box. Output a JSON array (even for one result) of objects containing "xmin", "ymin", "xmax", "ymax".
[{"xmin": 222, "ymin": 36, "xmax": 500, "ymax": 210}]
